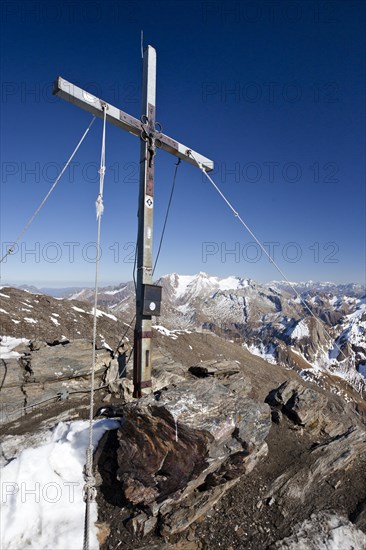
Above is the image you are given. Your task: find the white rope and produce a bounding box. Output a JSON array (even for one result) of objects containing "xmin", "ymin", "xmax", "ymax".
[
  {"xmin": 83, "ymin": 106, "xmax": 107, "ymax": 550},
  {"xmin": 188, "ymin": 152, "xmax": 347, "ymax": 363},
  {"xmin": 96, "ymin": 105, "xmax": 107, "ymax": 220},
  {"xmin": 0, "ymin": 116, "xmax": 96, "ymax": 264}
]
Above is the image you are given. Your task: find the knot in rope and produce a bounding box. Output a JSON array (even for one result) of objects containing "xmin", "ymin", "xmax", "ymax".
[
  {"xmin": 83, "ymin": 477, "xmax": 97, "ymax": 503},
  {"xmin": 96, "ymin": 193, "xmax": 104, "ymax": 220},
  {"xmin": 83, "ymin": 446, "xmax": 96, "ymax": 501}
]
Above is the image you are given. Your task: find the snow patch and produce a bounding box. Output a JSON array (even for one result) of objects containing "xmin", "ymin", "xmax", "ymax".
[
  {"xmin": 104, "ymin": 287, "xmax": 126, "ymax": 295},
  {"xmin": 153, "ymin": 325, "xmax": 179, "ymax": 340},
  {"xmin": 0, "ymin": 419, "xmax": 121, "ymax": 550},
  {"xmin": 72, "ymin": 306, "xmax": 86, "ymax": 314},
  {"xmin": 176, "ymin": 303, "xmax": 192, "ymax": 314},
  {"xmin": 274, "ymin": 511, "xmax": 366, "ymax": 550},
  {"xmin": 69, "ymin": 290, "xmax": 87, "ymax": 300},
  {"xmin": 72, "ymin": 305, "xmax": 118, "ymax": 320},
  {"xmin": 99, "ymin": 334, "xmax": 112, "ymax": 351},
  {"xmin": 218, "ymin": 276, "xmax": 247, "ymax": 291},
  {"xmin": 288, "ymin": 319, "xmax": 309, "ymax": 340},
  {"xmin": 245, "ymin": 343, "xmax": 277, "ymax": 364},
  {"xmin": 0, "ymin": 336, "xmax": 29, "ymax": 359},
  {"xmin": 174, "ymin": 275, "xmax": 196, "ymax": 298},
  {"xmin": 90, "ymin": 308, "xmax": 117, "ymax": 321}
]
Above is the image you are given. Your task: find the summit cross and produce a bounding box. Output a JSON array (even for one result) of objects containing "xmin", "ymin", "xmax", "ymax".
[{"xmin": 53, "ymin": 45, "xmax": 214, "ymax": 397}]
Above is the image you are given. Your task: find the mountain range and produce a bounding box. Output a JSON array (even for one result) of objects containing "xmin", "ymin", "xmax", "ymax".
[
  {"xmin": 61, "ymin": 272, "xmax": 366, "ymax": 399},
  {"xmin": 1, "ymin": 272, "xmax": 365, "ymax": 402}
]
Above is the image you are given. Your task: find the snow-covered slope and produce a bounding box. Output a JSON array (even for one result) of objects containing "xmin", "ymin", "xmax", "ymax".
[{"xmin": 1, "ymin": 419, "xmax": 120, "ymax": 550}]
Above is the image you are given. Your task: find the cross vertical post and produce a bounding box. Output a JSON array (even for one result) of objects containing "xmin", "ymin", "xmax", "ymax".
[{"xmin": 133, "ymin": 46, "xmax": 156, "ymax": 397}]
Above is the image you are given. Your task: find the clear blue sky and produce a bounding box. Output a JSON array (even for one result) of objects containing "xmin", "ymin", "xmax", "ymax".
[{"xmin": 1, "ymin": 0, "xmax": 365, "ymax": 287}]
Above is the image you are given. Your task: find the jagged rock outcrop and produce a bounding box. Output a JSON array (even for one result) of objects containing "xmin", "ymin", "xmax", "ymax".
[
  {"xmin": 0, "ymin": 339, "xmax": 112, "ymax": 425},
  {"xmin": 265, "ymin": 379, "xmax": 360, "ymax": 435},
  {"xmin": 266, "ymin": 425, "xmax": 366, "ymax": 505},
  {"xmin": 266, "ymin": 380, "xmax": 329, "ymax": 431},
  {"xmin": 96, "ymin": 373, "xmax": 271, "ymax": 536},
  {"xmin": 94, "ymin": 369, "xmax": 366, "ymax": 549}
]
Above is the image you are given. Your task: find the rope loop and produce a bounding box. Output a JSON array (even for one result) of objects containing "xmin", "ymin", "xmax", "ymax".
[{"xmin": 83, "ymin": 480, "xmax": 97, "ymax": 503}]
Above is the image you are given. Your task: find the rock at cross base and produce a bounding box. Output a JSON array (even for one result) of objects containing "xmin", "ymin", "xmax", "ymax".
[{"xmin": 97, "ymin": 375, "xmax": 271, "ymax": 536}]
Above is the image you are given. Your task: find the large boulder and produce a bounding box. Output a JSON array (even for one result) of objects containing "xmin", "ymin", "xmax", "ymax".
[
  {"xmin": 96, "ymin": 374, "xmax": 271, "ymax": 536},
  {"xmin": 265, "ymin": 379, "xmax": 346, "ymax": 435}
]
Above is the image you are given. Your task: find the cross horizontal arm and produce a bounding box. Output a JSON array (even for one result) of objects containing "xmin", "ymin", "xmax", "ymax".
[{"xmin": 53, "ymin": 77, "xmax": 214, "ymax": 172}]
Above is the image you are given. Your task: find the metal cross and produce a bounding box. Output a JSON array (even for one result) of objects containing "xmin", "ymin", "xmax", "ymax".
[{"xmin": 53, "ymin": 45, "xmax": 214, "ymax": 397}]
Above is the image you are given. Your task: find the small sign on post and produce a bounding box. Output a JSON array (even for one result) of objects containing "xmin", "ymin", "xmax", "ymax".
[{"xmin": 142, "ymin": 284, "xmax": 162, "ymax": 316}]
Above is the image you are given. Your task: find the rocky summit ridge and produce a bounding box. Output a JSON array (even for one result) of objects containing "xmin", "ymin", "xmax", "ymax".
[{"xmin": 1, "ymin": 276, "xmax": 366, "ymax": 549}]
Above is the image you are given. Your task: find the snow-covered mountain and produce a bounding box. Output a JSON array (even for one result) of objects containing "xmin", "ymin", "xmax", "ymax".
[
  {"xmin": 68, "ymin": 281, "xmax": 135, "ymax": 309},
  {"xmin": 61, "ymin": 272, "xmax": 366, "ymax": 398},
  {"xmin": 2, "ymin": 273, "xmax": 365, "ymax": 399}
]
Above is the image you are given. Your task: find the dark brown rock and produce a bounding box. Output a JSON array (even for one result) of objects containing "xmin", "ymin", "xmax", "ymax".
[{"xmin": 97, "ymin": 376, "xmax": 271, "ymax": 537}]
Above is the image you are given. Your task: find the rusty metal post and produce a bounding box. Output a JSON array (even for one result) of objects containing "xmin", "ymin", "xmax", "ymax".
[{"xmin": 133, "ymin": 46, "xmax": 156, "ymax": 398}]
